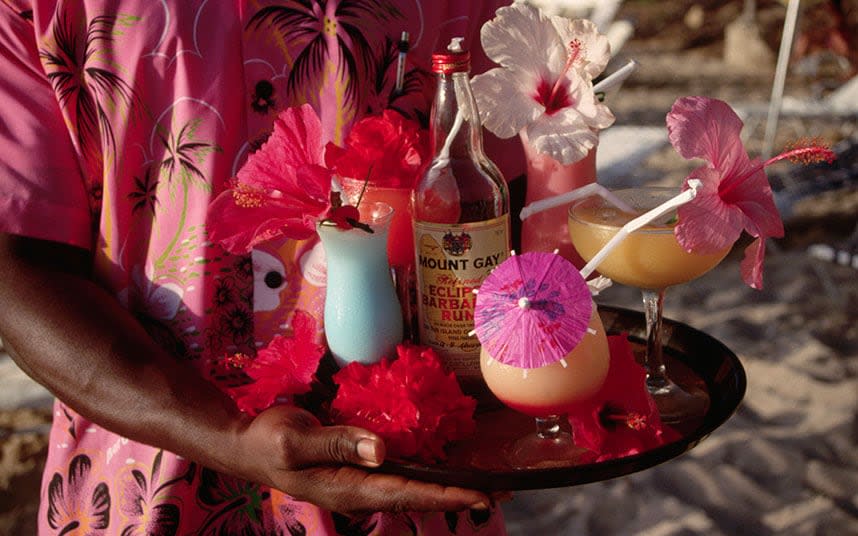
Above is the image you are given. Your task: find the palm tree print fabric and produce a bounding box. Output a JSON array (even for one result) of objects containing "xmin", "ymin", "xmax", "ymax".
[{"xmin": 0, "ymin": 0, "xmax": 512, "ymax": 534}]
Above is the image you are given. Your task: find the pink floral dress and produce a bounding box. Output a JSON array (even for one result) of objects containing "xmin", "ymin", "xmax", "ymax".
[{"xmin": 0, "ymin": 1, "xmax": 517, "ymax": 533}]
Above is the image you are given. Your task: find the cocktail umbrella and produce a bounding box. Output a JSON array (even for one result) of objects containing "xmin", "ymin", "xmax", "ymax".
[{"xmin": 472, "ymin": 251, "xmax": 592, "ymax": 369}]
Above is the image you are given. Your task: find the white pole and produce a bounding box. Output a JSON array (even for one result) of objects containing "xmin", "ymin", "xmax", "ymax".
[{"xmin": 763, "ymin": 0, "xmax": 801, "ymax": 161}]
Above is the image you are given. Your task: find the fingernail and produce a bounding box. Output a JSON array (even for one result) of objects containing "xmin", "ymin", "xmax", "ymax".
[
  {"xmin": 357, "ymin": 438, "xmax": 381, "ymax": 466},
  {"xmin": 470, "ymin": 501, "xmax": 489, "ymax": 510}
]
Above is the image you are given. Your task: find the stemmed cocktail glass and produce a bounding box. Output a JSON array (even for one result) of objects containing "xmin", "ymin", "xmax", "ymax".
[
  {"xmin": 568, "ymin": 187, "xmax": 731, "ymax": 423},
  {"xmin": 472, "ymin": 251, "xmax": 610, "ymax": 468},
  {"xmin": 479, "ymin": 308, "xmax": 610, "ymax": 468}
]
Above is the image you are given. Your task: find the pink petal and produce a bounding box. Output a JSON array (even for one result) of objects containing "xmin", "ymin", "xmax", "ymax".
[
  {"xmin": 471, "ymin": 68, "xmax": 542, "ymax": 138},
  {"xmin": 480, "ymin": 3, "xmax": 561, "ymax": 71},
  {"xmin": 721, "ymin": 164, "xmax": 785, "ymax": 240},
  {"xmin": 207, "ymin": 191, "xmax": 316, "ymax": 254},
  {"xmin": 675, "ymin": 168, "xmax": 744, "ymax": 253},
  {"xmin": 740, "ymin": 237, "xmax": 766, "ymax": 290},
  {"xmin": 237, "ymin": 105, "xmax": 325, "ymax": 191},
  {"xmin": 568, "ymin": 78, "xmax": 615, "ymax": 130},
  {"xmin": 525, "ymin": 105, "xmax": 599, "ymax": 164},
  {"xmin": 561, "ymin": 18, "xmax": 611, "ymax": 79},
  {"xmin": 666, "ymin": 96, "xmax": 749, "ymax": 173}
]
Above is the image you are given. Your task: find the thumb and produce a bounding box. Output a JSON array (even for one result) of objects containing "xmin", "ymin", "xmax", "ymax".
[{"xmin": 282, "ymin": 411, "xmax": 386, "ymax": 469}]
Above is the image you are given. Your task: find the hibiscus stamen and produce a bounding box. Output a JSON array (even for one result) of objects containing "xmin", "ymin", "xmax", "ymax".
[
  {"xmin": 226, "ymin": 353, "xmax": 251, "ymax": 369},
  {"xmin": 232, "ymin": 182, "xmax": 266, "ymax": 208},
  {"xmin": 598, "ymin": 404, "xmax": 650, "ymax": 431},
  {"xmin": 719, "ymin": 140, "xmax": 836, "ymax": 198},
  {"xmin": 601, "ymin": 410, "xmax": 648, "ymax": 430},
  {"xmin": 545, "ymin": 39, "xmax": 584, "ymax": 113}
]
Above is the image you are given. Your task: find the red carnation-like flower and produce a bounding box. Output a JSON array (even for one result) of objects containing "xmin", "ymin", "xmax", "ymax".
[
  {"xmin": 211, "ymin": 311, "xmax": 325, "ymax": 416},
  {"xmin": 330, "ymin": 344, "xmax": 477, "ymax": 463},
  {"xmin": 325, "ymin": 109, "xmax": 429, "ymax": 189}
]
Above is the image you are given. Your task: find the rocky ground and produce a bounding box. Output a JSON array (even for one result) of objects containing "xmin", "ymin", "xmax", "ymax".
[{"xmin": 2, "ymin": 1, "xmax": 857, "ymax": 534}]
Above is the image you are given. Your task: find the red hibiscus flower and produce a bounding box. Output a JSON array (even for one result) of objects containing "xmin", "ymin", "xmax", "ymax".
[
  {"xmin": 568, "ymin": 335, "xmax": 671, "ymax": 461},
  {"xmin": 330, "ymin": 344, "xmax": 477, "ymax": 463},
  {"xmin": 325, "ymin": 109, "xmax": 429, "ymax": 188},
  {"xmin": 207, "ymin": 105, "xmax": 334, "ymax": 254}
]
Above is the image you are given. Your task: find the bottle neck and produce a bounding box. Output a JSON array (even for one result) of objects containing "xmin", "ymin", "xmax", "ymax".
[{"xmin": 430, "ymin": 71, "xmax": 487, "ymax": 161}]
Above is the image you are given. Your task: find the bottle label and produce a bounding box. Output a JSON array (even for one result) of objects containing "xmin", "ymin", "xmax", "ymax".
[{"xmin": 413, "ymin": 215, "xmax": 510, "ymax": 378}]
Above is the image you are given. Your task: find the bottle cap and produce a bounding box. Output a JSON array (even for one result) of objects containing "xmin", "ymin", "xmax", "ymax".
[{"xmin": 432, "ymin": 37, "xmax": 470, "ymax": 74}]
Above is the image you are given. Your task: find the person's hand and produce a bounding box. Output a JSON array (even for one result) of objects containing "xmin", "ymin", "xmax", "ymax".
[{"xmin": 231, "ymin": 404, "xmax": 492, "ymax": 516}]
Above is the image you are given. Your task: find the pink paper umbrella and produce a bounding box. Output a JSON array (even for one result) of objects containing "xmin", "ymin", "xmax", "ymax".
[{"xmin": 473, "ymin": 251, "xmax": 593, "ymax": 369}]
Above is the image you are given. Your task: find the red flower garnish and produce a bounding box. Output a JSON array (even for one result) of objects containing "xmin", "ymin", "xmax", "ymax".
[
  {"xmin": 325, "ymin": 109, "xmax": 429, "ymax": 188},
  {"xmin": 667, "ymin": 96, "xmax": 836, "ymax": 289},
  {"xmin": 324, "ymin": 204, "xmax": 361, "ymax": 230},
  {"xmin": 568, "ymin": 334, "xmax": 670, "ymax": 461},
  {"xmin": 207, "ymin": 104, "xmax": 333, "ymax": 253},
  {"xmin": 211, "ymin": 311, "xmax": 325, "ymax": 416},
  {"xmin": 330, "ymin": 344, "xmax": 477, "ymax": 463}
]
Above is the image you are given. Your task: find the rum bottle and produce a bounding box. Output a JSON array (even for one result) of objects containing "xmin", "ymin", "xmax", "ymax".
[{"xmin": 412, "ymin": 38, "xmax": 511, "ymax": 395}]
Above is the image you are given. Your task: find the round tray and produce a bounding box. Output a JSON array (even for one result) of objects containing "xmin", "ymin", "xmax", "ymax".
[{"xmin": 376, "ymin": 305, "xmax": 747, "ymax": 491}]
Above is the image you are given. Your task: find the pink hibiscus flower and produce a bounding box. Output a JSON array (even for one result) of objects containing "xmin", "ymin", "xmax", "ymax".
[
  {"xmin": 470, "ymin": 3, "xmax": 615, "ymax": 165},
  {"xmin": 667, "ymin": 96, "xmax": 835, "ymax": 289}
]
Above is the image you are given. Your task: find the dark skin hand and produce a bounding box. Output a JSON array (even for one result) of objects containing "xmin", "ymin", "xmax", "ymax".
[{"xmin": 0, "ymin": 232, "xmax": 494, "ymax": 516}]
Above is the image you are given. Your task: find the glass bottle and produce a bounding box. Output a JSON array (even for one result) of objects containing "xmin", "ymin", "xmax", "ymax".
[{"xmin": 412, "ymin": 38, "xmax": 511, "ymax": 398}]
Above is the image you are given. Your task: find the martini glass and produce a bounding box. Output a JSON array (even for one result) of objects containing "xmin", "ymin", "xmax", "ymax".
[
  {"xmin": 479, "ymin": 308, "xmax": 610, "ymax": 468},
  {"xmin": 568, "ymin": 187, "xmax": 731, "ymax": 423}
]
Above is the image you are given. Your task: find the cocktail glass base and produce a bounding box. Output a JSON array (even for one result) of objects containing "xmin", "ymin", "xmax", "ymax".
[
  {"xmin": 502, "ymin": 415, "xmax": 596, "ymax": 469},
  {"xmin": 648, "ymin": 377, "xmax": 710, "ymax": 424}
]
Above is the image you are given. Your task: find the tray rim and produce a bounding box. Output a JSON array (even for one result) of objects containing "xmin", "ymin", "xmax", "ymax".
[{"xmin": 376, "ymin": 305, "xmax": 748, "ymax": 491}]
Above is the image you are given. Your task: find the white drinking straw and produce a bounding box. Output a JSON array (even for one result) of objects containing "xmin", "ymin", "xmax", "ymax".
[
  {"xmin": 578, "ymin": 179, "xmax": 703, "ymax": 280},
  {"xmin": 519, "ymin": 182, "xmax": 635, "ymax": 220},
  {"xmin": 426, "ymin": 38, "xmax": 466, "ymax": 178},
  {"xmin": 593, "ymin": 59, "xmax": 639, "ymax": 95},
  {"xmin": 586, "ymin": 275, "xmax": 612, "ymax": 296}
]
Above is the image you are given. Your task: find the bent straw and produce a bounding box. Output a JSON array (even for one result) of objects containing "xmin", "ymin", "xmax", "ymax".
[
  {"xmin": 593, "ymin": 59, "xmax": 639, "ymax": 95},
  {"xmin": 586, "ymin": 275, "xmax": 612, "ymax": 296},
  {"xmin": 426, "ymin": 38, "xmax": 466, "ymax": 177},
  {"xmin": 519, "ymin": 182, "xmax": 635, "ymax": 220},
  {"xmin": 578, "ymin": 179, "xmax": 703, "ymax": 280}
]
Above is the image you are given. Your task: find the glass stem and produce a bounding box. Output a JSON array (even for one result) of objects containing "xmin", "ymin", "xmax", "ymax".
[
  {"xmin": 534, "ymin": 415, "xmax": 564, "ymax": 440},
  {"xmin": 642, "ymin": 288, "xmax": 669, "ymax": 391}
]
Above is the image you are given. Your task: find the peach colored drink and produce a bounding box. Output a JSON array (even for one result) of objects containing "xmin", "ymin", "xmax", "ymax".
[
  {"xmin": 480, "ymin": 308, "xmax": 610, "ymax": 417},
  {"xmin": 568, "ymin": 187, "xmax": 730, "ymax": 423},
  {"xmin": 568, "ymin": 194, "xmax": 730, "ymax": 290}
]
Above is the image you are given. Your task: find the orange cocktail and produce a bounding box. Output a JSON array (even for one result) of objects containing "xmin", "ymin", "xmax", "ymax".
[
  {"xmin": 568, "ymin": 191, "xmax": 730, "ymax": 290},
  {"xmin": 568, "ymin": 187, "xmax": 731, "ymax": 423}
]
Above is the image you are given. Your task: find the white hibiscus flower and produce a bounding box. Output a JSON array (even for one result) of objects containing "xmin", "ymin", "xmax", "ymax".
[{"xmin": 471, "ymin": 3, "xmax": 615, "ymax": 164}]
